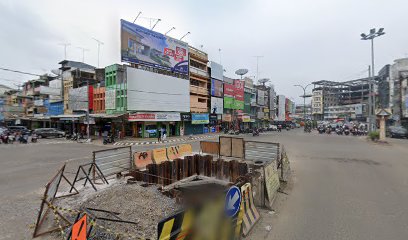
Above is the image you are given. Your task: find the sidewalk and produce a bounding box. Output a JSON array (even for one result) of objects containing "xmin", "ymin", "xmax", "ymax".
[{"xmin": 113, "ymin": 133, "xmax": 221, "ymax": 146}]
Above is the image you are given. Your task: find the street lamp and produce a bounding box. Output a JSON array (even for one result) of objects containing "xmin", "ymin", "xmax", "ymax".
[
  {"xmin": 294, "ymin": 84, "xmax": 312, "ymax": 121},
  {"xmin": 361, "ymin": 28, "xmax": 385, "ymax": 131}
]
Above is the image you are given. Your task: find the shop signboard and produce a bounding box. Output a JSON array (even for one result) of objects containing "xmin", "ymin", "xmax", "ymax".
[
  {"xmin": 211, "ymin": 97, "xmax": 223, "ymax": 114},
  {"xmin": 34, "ymin": 99, "xmax": 44, "ymax": 106},
  {"xmin": 181, "ymin": 113, "xmax": 191, "ymax": 121},
  {"xmin": 68, "ymin": 86, "xmax": 88, "ymax": 111},
  {"xmin": 120, "ymin": 19, "xmax": 189, "ymax": 74},
  {"xmin": 224, "ymin": 96, "xmax": 234, "ymax": 109},
  {"xmin": 128, "ymin": 112, "xmax": 180, "ymax": 122},
  {"xmin": 242, "ymin": 116, "xmax": 251, "ymax": 122},
  {"xmin": 211, "ymin": 79, "xmax": 223, "ymax": 97},
  {"xmin": 222, "ymin": 114, "xmax": 232, "ymax": 122},
  {"xmin": 191, "ymin": 113, "xmax": 209, "ymax": 124}
]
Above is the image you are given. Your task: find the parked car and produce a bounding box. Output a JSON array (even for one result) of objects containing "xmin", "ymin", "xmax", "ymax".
[
  {"xmin": 33, "ymin": 128, "xmax": 66, "ymax": 138},
  {"xmin": 7, "ymin": 126, "xmax": 31, "ymax": 135},
  {"xmin": 387, "ymin": 126, "xmax": 408, "ymax": 139}
]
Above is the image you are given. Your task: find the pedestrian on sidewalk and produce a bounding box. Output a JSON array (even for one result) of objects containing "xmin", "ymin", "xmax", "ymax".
[
  {"xmin": 162, "ymin": 128, "xmax": 167, "ymax": 141},
  {"xmin": 157, "ymin": 128, "xmax": 162, "ymax": 142}
]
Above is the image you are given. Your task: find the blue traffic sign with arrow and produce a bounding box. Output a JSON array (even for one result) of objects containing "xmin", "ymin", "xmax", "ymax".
[{"xmin": 225, "ymin": 186, "xmax": 241, "ymax": 217}]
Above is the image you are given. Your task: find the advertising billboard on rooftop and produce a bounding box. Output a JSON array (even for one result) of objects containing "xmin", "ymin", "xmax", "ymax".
[
  {"xmin": 211, "ymin": 79, "xmax": 223, "ymax": 97},
  {"xmin": 120, "ymin": 19, "xmax": 189, "ymax": 74}
]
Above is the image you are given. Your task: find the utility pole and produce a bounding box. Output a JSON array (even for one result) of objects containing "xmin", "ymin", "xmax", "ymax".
[
  {"xmin": 77, "ymin": 47, "xmax": 89, "ymax": 63},
  {"xmin": 294, "ymin": 84, "xmax": 312, "ymax": 121},
  {"xmin": 253, "ymin": 56, "xmax": 264, "ymax": 82},
  {"xmin": 92, "ymin": 38, "xmax": 104, "ymax": 67},
  {"xmin": 361, "ymin": 28, "xmax": 385, "ymax": 131},
  {"xmin": 58, "ymin": 43, "xmax": 71, "ymax": 60}
]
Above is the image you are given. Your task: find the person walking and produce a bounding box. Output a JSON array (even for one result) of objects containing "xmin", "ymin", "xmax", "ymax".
[
  {"xmin": 157, "ymin": 128, "xmax": 162, "ymax": 142},
  {"xmin": 162, "ymin": 128, "xmax": 167, "ymax": 141}
]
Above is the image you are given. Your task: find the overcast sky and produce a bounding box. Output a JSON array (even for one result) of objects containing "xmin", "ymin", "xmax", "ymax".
[{"xmin": 0, "ymin": 0, "xmax": 407, "ymax": 103}]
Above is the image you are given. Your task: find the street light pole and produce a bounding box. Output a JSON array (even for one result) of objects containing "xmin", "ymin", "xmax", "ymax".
[
  {"xmin": 361, "ymin": 28, "xmax": 385, "ymax": 131},
  {"xmin": 294, "ymin": 84, "xmax": 312, "ymax": 121}
]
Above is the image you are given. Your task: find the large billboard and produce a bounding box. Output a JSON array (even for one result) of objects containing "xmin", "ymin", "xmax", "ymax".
[
  {"xmin": 126, "ymin": 67, "xmax": 190, "ymax": 112},
  {"xmin": 120, "ymin": 19, "xmax": 189, "ymax": 74},
  {"xmin": 257, "ymin": 90, "xmax": 265, "ymax": 106},
  {"xmin": 211, "ymin": 97, "xmax": 223, "ymax": 114},
  {"xmin": 223, "ymin": 80, "xmax": 244, "ymax": 110},
  {"xmin": 211, "ymin": 79, "xmax": 223, "ymax": 97},
  {"xmin": 210, "ymin": 62, "xmax": 223, "ymax": 80},
  {"xmin": 68, "ymin": 86, "xmax": 88, "ymax": 111}
]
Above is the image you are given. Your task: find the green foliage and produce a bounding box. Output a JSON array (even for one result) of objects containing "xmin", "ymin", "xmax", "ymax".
[{"xmin": 368, "ymin": 131, "xmax": 380, "ymax": 141}]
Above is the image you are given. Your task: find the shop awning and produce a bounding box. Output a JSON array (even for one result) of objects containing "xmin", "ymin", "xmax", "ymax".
[
  {"xmin": 51, "ymin": 114, "xmax": 85, "ymax": 120},
  {"xmin": 89, "ymin": 113, "xmax": 125, "ymax": 119}
]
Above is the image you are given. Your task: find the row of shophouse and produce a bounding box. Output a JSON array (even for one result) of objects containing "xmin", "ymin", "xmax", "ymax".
[
  {"xmin": 310, "ymin": 58, "xmax": 408, "ymax": 128},
  {"xmin": 0, "ymin": 61, "xmax": 296, "ymax": 139},
  {"xmin": 0, "ymin": 19, "xmax": 297, "ymax": 138}
]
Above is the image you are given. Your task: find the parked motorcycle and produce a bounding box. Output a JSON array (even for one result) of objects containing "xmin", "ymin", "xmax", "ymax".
[
  {"xmin": 336, "ymin": 128, "xmax": 343, "ymax": 135},
  {"xmin": 252, "ymin": 129, "xmax": 260, "ymax": 136},
  {"xmin": 344, "ymin": 128, "xmax": 350, "ymax": 135},
  {"xmin": 326, "ymin": 127, "xmax": 331, "ymax": 134},
  {"xmin": 318, "ymin": 126, "xmax": 325, "ymax": 134},
  {"xmin": 19, "ymin": 134, "xmax": 29, "ymax": 144},
  {"xmin": 31, "ymin": 133, "xmax": 38, "ymax": 143},
  {"xmin": 103, "ymin": 134, "xmax": 115, "ymax": 145}
]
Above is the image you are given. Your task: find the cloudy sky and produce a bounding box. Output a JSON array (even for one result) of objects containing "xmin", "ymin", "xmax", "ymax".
[{"xmin": 0, "ymin": 0, "xmax": 407, "ymax": 103}]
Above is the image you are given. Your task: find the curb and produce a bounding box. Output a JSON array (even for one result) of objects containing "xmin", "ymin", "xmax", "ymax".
[{"xmin": 113, "ymin": 134, "xmax": 219, "ymax": 146}]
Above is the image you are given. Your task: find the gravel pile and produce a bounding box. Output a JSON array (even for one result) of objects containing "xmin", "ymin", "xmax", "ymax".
[{"xmin": 56, "ymin": 180, "xmax": 179, "ymax": 239}]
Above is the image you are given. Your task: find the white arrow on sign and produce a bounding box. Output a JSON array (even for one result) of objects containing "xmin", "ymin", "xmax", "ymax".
[{"xmin": 227, "ymin": 191, "xmax": 240, "ymax": 210}]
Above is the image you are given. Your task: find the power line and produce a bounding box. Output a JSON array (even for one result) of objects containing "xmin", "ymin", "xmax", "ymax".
[{"xmin": 0, "ymin": 67, "xmax": 43, "ymax": 77}]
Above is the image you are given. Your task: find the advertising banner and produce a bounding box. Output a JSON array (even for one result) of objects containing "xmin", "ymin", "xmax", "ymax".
[
  {"xmin": 105, "ymin": 89, "xmax": 116, "ymax": 109},
  {"xmin": 233, "ymin": 79, "xmax": 244, "ymax": 101},
  {"xmin": 211, "ymin": 97, "xmax": 223, "ymax": 114},
  {"xmin": 191, "ymin": 113, "xmax": 209, "ymax": 124},
  {"xmin": 222, "ymin": 114, "xmax": 232, "ymax": 122},
  {"xmin": 120, "ymin": 19, "xmax": 189, "ymax": 74},
  {"xmin": 34, "ymin": 99, "xmax": 44, "ymax": 106},
  {"xmin": 211, "ymin": 79, "xmax": 223, "ymax": 97},
  {"xmin": 68, "ymin": 86, "xmax": 88, "ymax": 111},
  {"xmin": 127, "ymin": 67, "xmax": 190, "ymax": 112},
  {"xmin": 224, "ymin": 96, "xmax": 234, "ymax": 109},
  {"xmin": 257, "ymin": 90, "xmax": 265, "ymax": 106},
  {"xmin": 233, "ymin": 100, "xmax": 244, "ymax": 110},
  {"xmin": 128, "ymin": 112, "xmax": 180, "ymax": 122},
  {"xmin": 224, "ymin": 83, "xmax": 234, "ymax": 97},
  {"xmin": 210, "ymin": 62, "xmax": 223, "ymax": 80}
]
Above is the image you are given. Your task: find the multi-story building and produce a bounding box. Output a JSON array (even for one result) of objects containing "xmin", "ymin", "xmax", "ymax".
[
  {"xmin": 388, "ymin": 58, "xmax": 408, "ymax": 127},
  {"xmin": 189, "ymin": 47, "xmax": 209, "ymax": 113},
  {"xmin": 93, "ymin": 86, "xmax": 105, "ymax": 114},
  {"xmin": 294, "ymin": 104, "xmax": 312, "ymax": 120},
  {"xmin": 277, "ymin": 95, "xmax": 286, "ymax": 121}
]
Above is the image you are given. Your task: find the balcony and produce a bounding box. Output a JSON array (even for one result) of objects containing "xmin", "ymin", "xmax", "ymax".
[
  {"xmin": 189, "ymin": 47, "xmax": 208, "ymax": 63},
  {"xmin": 189, "ymin": 66, "xmax": 209, "ymax": 78},
  {"xmin": 190, "ymin": 86, "xmax": 208, "ymax": 95}
]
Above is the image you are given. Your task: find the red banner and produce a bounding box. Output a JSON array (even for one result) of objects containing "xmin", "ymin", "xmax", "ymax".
[
  {"xmin": 233, "ymin": 79, "xmax": 244, "ymax": 101},
  {"xmin": 128, "ymin": 113, "xmax": 156, "ymax": 121},
  {"xmin": 224, "ymin": 83, "xmax": 235, "ymax": 97}
]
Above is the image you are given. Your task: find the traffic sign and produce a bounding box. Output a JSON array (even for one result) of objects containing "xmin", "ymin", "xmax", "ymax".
[{"xmin": 225, "ymin": 186, "xmax": 241, "ymax": 217}]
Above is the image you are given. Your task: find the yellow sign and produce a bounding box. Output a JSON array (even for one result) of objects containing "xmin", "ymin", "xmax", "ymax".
[{"xmin": 166, "ymin": 146, "xmax": 181, "ymax": 160}]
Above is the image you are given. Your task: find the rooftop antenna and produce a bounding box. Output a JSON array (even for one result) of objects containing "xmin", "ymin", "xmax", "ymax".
[
  {"xmin": 258, "ymin": 78, "xmax": 270, "ymax": 86},
  {"xmin": 133, "ymin": 11, "xmax": 142, "ymax": 23},
  {"xmin": 58, "ymin": 43, "xmax": 71, "ymax": 60},
  {"xmin": 165, "ymin": 27, "xmax": 175, "ymax": 36},
  {"xmin": 151, "ymin": 18, "xmax": 161, "ymax": 30},
  {"xmin": 235, "ymin": 69, "xmax": 249, "ymax": 80},
  {"xmin": 76, "ymin": 47, "xmax": 90, "ymax": 63},
  {"xmin": 92, "ymin": 37, "xmax": 104, "ymax": 67},
  {"xmin": 253, "ymin": 56, "xmax": 264, "ymax": 82},
  {"xmin": 180, "ymin": 32, "xmax": 190, "ymax": 41}
]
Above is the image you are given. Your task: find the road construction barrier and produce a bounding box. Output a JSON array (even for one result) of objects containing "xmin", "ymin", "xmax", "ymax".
[
  {"xmin": 93, "ymin": 146, "xmax": 133, "ymax": 177},
  {"xmin": 200, "ymin": 141, "xmax": 219, "ymax": 155},
  {"xmin": 166, "ymin": 145, "xmax": 181, "ymax": 160},
  {"xmin": 153, "ymin": 148, "xmax": 168, "ymax": 164},
  {"xmin": 241, "ymin": 183, "xmax": 260, "ymax": 236},
  {"xmin": 157, "ymin": 209, "xmax": 193, "ymax": 240},
  {"xmin": 279, "ymin": 146, "xmax": 291, "ymax": 182},
  {"xmin": 134, "ymin": 150, "xmax": 153, "ymax": 169},
  {"xmin": 219, "ymin": 136, "xmax": 244, "ymax": 158},
  {"xmin": 178, "ymin": 144, "xmax": 192, "ymax": 156}
]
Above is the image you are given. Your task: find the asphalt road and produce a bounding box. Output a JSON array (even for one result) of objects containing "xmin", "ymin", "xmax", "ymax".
[
  {"xmin": 248, "ymin": 130, "xmax": 408, "ymax": 240},
  {"xmin": 0, "ymin": 138, "xmax": 202, "ymax": 239},
  {"xmin": 1, "ymin": 131, "xmax": 408, "ymax": 239}
]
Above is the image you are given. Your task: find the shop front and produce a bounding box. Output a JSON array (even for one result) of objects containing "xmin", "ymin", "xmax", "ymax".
[
  {"xmin": 182, "ymin": 113, "xmax": 209, "ymax": 135},
  {"xmin": 128, "ymin": 112, "xmax": 181, "ymax": 138},
  {"xmin": 209, "ymin": 114, "xmax": 220, "ymax": 133}
]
